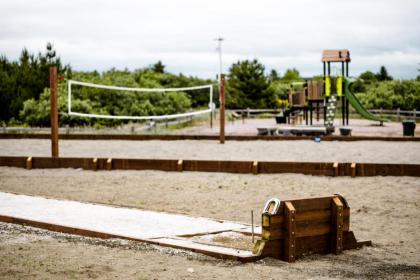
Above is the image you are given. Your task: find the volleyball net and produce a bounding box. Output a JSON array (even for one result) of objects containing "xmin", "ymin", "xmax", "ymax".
[{"xmin": 67, "ymin": 80, "xmax": 215, "ymax": 121}]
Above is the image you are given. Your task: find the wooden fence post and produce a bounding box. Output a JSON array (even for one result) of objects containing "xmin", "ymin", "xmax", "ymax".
[
  {"xmin": 219, "ymin": 74, "xmax": 225, "ymax": 144},
  {"xmin": 49, "ymin": 66, "xmax": 59, "ymax": 158}
]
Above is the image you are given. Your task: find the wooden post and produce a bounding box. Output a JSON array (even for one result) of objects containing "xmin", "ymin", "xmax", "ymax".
[
  {"xmin": 106, "ymin": 158, "xmax": 113, "ymax": 171},
  {"xmin": 284, "ymin": 201, "xmax": 296, "ymax": 262},
  {"xmin": 333, "ymin": 162, "xmax": 339, "ymax": 177},
  {"xmin": 252, "ymin": 161, "xmax": 258, "ymax": 175},
  {"xmin": 351, "ymin": 162, "xmax": 356, "ymax": 177},
  {"xmin": 49, "ymin": 66, "xmax": 59, "ymax": 158},
  {"xmin": 92, "ymin": 158, "xmax": 98, "ymax": 171},
  {"xmin": 177, "ymin": 159, "xmax": 183, "ymax": 172},
  {"xmin": 26, "ymin": 157, "xmax": 32, "ymax": 170},
  {"xmin": 331, "ymin": 196, "xmax": 344, "ymax": 254},
  {"xmin": 219, "ymin": 74, "xmax": 225, "ymax": 144}
]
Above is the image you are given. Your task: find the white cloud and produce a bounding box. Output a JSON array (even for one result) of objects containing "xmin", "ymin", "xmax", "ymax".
[{"xmin": 1, "ymin": 0, "xmax": 419, "ymax": 78}]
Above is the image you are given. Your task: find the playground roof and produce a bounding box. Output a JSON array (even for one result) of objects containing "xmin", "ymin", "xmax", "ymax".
[{"xmin": 322, "ymin": 50, "xmax": 351, "ymax": 62}]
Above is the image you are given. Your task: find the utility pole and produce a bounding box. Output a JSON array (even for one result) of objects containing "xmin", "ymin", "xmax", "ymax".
[
  {"xmin": 219, "ymin": 74, "xmax": 225, "ymax": 144},
  {"xmin": 215, "ymin": 37, "xmax": 225, "ymax": 143},
  {"xmin": 215, "ymin": 37, "xmax": 224, "ymax": 84}
]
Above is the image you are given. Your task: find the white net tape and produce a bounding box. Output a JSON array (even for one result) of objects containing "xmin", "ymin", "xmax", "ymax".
[{"xmin": 68, "ymin": 80, "xmax": 215, "ymax": 120}]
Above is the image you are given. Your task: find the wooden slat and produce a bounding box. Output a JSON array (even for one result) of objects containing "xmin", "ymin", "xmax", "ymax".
[
  {"xmin": 0, "ymin": 156, "xmax": 27, "ymax": 168},
  {"xmin": 183, "ymin": 160, "xmax": 252, "ymax": 173},
  {"xmin": 287, "ymin": 196, "xmax": 333, "ymax": 211}
]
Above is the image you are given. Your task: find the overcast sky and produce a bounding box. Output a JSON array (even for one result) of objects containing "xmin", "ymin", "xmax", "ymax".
[{"xmin": 1, "ymin": 0, "xmax": 419, "ymax": 79}]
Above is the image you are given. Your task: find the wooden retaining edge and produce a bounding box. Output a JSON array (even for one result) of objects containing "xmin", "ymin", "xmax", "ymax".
[
  {"xmin": 0, "ymin": 156, "xmax": 419, "ymax": 177},
  {"xmin": 1, "ymin": 133, "xmax": 420, "ymax": 142},
  {"xmin": 0, "ymin": 214, "xmax": 260, "ymax": 262}
]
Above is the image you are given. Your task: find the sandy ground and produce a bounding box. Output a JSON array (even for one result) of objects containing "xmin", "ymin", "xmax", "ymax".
[
  {"xmin": 3, "ymin": 118, "xmax": 418, "ymax": 137},
  {"xmin": 0, "ymin": 167, "xmax": 419, "ymax": 279},
  {"xmin": 1, "ymin": 139, "xmax": 420, "ymax": 164},
  {"xmin": 179, "ymin": 118, "xmax": 419, "ymax": 137}
]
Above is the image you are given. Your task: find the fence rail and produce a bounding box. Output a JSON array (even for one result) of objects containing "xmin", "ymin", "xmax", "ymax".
[
  {"xmin": 229, "ymin": 108, "xmax": 419, "ymax": 120},
  {"xmin": 367, "ymin": 109, "xmax": 419, "ymax": 120}
]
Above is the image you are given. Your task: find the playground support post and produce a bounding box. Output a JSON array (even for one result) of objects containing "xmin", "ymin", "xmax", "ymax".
[
  {"xmin": 345, "ymin": 62, "xmax": 349, "ymax": 125},
  {"xmin": 49, "ymin": 66, "xmax": 59, "ymax": 158},
  {"xmin": 346, "ymin": 62, "xmax": 349, "ymax": 77},
  {"xmin": 219, "ymin": 74, "xmax": 225, "ymax": 144}
]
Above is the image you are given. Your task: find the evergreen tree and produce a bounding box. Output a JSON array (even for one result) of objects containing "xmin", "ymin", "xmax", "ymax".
[
  {"xmin": 268, "ymin": 69, "xmax": 279, "ymax": 82},
  {"xmin": 226, "ymin": 59, "xmax": 274, "ymax": 108},
  {"xmin": 0, "ymin": 43, "xmax": 70, "ymax": 122},
  {"xmin": 151, "ymin": 60, "xmax": 165, "ymax": 73},
  {"xmin": 376, "ymin": 66, "xmax": 393, "ymax": 81}
]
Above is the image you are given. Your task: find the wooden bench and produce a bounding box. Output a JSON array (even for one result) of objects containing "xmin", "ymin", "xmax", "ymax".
[
  {"xmin": 257, "ymin": 127, "xmax": 278, "ymax": 136},
  {"xmin": 253, "ymin": 195, "xmax": 371, "ymax": 262}
]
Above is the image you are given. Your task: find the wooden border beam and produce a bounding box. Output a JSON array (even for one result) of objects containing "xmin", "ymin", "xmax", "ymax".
[
  {"xmin": 0, "ymin": 156, "xmax": 419, "ymax": 177},
  {"xmin": 1, "ymin": 133, "xmax": 420, "ymax": 142}
]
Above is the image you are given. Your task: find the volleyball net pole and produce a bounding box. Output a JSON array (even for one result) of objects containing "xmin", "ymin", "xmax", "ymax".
[{"xmin": 49, "ymin": 66, "xmax": 59, "ymax": 158}]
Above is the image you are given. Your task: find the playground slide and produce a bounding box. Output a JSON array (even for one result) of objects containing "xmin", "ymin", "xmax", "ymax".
[{"xmin": 344, "ymin": 80, "xmax": 387, "ymax": 123}]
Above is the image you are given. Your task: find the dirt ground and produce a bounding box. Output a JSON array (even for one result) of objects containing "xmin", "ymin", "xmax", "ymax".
[
  {"xmin": 3, "ymin": 118, "xmax": 418, "ymax": 137},
  {"xmin": 179, "ymin": 118, "xmax": 419, "ymax": 137},
  {"xmin": 0, "ymin": 167, "xmax": 419, "ymax": 279},
  {"xmin": 1, "ymin": 139, "xmax": 420, "ymax": 163}
]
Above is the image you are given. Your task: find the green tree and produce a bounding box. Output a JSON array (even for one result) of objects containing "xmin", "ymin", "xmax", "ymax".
[
  {"xmin": 0, "ymin": 43, "xmax": 70, "ymax": 122},
  {"xmin": 359, "ymin": 71, "xmax": 377, "ymax": 82},
  {"xmin": 151, "ymin": 60, "xmax": 165, "ymax": 73},
  {"xmin": 268, "ymin": 69, "xmax": 280, "ymax": 82},
  {"xmin": 356, "ymin": 80, "xmax": 420, "ymax": 110},
  {"xmin": 376, "ymin": 66, "xmax": 393, "ymax": 81},
  {"xmin": 281, "ymin": 68, "xmax": 303, "ymax": 83},
  {"xmin": 226, "ymin": 59, "xmax": 274, "ymax": 108}
]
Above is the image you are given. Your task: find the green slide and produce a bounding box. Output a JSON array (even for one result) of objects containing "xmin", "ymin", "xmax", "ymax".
[{"xmin": 344, "ymin": 80, "xmax": 387, "ymax": 123}]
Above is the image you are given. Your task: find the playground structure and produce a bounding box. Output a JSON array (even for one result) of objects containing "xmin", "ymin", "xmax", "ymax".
[{"xmin": 285, "ymin": 50, "xmax": 387, "ymax": 130}]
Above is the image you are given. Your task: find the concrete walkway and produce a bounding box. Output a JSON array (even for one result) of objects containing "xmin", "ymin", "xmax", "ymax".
[
  {"xmin": 0, "ymin": 192, "xmax": 259, "ymax": 261},
  {"xmin": 0, "ymin": 192, "xmax": 249, "ymax": 239}
]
